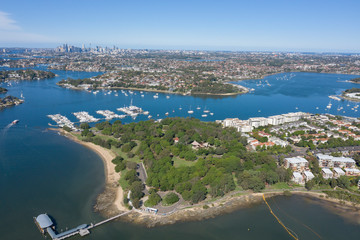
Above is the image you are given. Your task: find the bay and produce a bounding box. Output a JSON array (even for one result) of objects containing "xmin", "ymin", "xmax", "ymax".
[{"xmin": 0, "ymin": 69, "xmax": 360, "ymax": 240}]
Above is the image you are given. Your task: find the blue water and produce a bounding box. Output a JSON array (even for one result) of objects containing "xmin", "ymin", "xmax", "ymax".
[{"xmin": 1, "ymin": 69, "xmax": 360, "ymax": 240}]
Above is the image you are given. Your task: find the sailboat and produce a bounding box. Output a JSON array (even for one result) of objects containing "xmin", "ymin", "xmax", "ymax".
[{"xmin": 188, "ymin": 106, "xmax": 194, "ymax": 114}]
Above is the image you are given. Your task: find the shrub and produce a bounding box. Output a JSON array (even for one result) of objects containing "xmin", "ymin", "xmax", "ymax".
[{"xmin": 163, "ymin": 192, "xmax": 180, "ymax": 205}]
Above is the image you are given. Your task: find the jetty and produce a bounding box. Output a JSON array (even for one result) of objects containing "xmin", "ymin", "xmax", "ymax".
[{"xmin": 34, "ymin": 211, "xmax": 132, "ymax": 240}]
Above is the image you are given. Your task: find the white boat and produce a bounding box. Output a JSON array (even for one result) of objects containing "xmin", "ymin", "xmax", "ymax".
[
  {"xmin": 153, "ymin": 95, "xmax": 159, "ymax": 99},
  {"xmin": 196, "ymin": 106, "xmax": 201, "ymax": 110},
  {"xmin": 188, "ymin": 110, "xmax": 194, "ymax": 114},
  {"xmin": 210, "ymin": 112, "xmax": 214, "ymax": 116},
  {"xmin": 148, "ymin": 115, "xmax": 152, "ymax": 119},
  {"xmin": 143, "ymin": 111, "xmax": 149, "ymax": 115},
  {"xmin": 165, "ymin": 112, "xmax": 169, "ymax": 116},
  {"xmin": 166, "ymin": 96, "xmax": 170, "ymax": 99},
  {"xmin": 201, "ymin": 114, "xmax": 207, "ymax": 117},
  {"xmin": 141, "ymin": 94, "xmax": 144, "ymax": 97}
]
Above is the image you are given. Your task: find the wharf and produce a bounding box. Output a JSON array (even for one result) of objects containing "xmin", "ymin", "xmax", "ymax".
[{"xmin": 34, "ymin": 211, "xmax": 132, "ymax": 240}]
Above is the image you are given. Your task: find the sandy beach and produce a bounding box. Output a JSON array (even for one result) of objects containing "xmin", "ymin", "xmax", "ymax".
[
  {"xmin": 54, "ymin": 128, "xmax": 128, "ymax": 213},
  {"xmin": 52, "ymin": 128, "xmax": 360, "ymax": 227}
]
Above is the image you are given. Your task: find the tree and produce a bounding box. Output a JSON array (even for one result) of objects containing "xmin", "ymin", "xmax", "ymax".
[
  {"xmin": 63, "ymin": 126, "xmax": 71, "ymax": 132},
  {"xmin": 125, "ymin": 169, "xmax": 140, "ymax": 184},
  {"xmin": 145, "ymin": 192, "xmax": 162, "ymax": 207},
  {"xmin": 329, "ymin": 178, "xmax": 337, "ymax": 189},
  {"xmin": 130, "ymin": 181, "xmax": 145, "ymax": 200},
  {"xmin": 337, "ymin": 176, "xmax": 350, "ymax": 189},
  {"xmin": 131, "ymin": 198, "xmax": 141, "ymax": 209},
  {"xmin": 115, "ymin": 163, "xmax": 126, "ymax": 172},
  {"xmin": 80, "ymin": 123, "xmax": 90, "ymax": 130},
  {"xmin": 305, "ymin": 179, "xmax": 315, "ymax": 190},
  {"xmin": 122, "ymin": 143, "xmax": 132, "ymax": 153},
  {"xmin": 163, "ymin": 192, "xmax": 179, "ymax": 205},
  {"xmin": 81, "ymin": 129, "xmax": 89, "ymax": 137}
]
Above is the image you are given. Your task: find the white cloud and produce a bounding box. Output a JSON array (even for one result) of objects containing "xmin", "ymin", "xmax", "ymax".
[
  {"xmin": 0, "ymin": 11, "xmax": 56, "ymax": 44},
  {"xmin": 0, "ymin": 11, "xmax": 21, "ymax": 31}
]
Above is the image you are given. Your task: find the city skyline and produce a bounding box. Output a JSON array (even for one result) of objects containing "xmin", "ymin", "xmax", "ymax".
[{"xmin": 1, "ymin": 0, "xmax": 360, "ymax": 52}]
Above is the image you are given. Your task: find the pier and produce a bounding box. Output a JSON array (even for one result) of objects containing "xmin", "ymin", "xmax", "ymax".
[{"xmin": 34, "ymin": 211, "xmax": 132, "ymax": 240}]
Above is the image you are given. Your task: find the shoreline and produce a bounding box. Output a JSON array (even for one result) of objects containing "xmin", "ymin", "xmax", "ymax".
[
  {"xmin": 53, "ymin": 128, "xmax": 360, "ymax": 227},
  {"xmin": 340, "ymin": 94, "xmax": 360, "ymax": 102},
  {"xmin": 52, "ymin": 128, "xmax": 128, "ymax": 214},
  {"xmin": 56, "ymin": 83, "xmax": 248, "ymax": 96}
]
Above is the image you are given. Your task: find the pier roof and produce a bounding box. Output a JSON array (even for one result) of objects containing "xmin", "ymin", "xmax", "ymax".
[{"xmin": 36, "ymin": 214, "xmax": 53, "ymax": 229}]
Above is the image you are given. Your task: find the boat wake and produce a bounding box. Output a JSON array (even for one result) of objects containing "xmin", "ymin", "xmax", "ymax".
[{"xmin": 1, "ymin": 123, "xmax": 14, "ymax": 135}]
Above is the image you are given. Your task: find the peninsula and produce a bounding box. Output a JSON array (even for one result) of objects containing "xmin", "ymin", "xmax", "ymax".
[
  {"xmin": 53, "ymin": 112, "xmax": 360, "ymax": 226},
  {"xmin": 341, "ymin": 88, "xmax": 360, "ymax": 102},
  {"xmin": 0, "ymin": 69, "xmax": 55, "ymax": 82},
  {"xmin": 349, "ymin": 77, "xmax": 360, "ymax": 84},
  {"xmin": 57, "ymin": 72, "xmax": 247, "ymax": 96},
  {"xmin": 0, "ymin": 87, "xmax": 8, "ymax": 93},
  {"xmin": 0, "ymin": 95, "xmax": 24, "ymax": 109}
]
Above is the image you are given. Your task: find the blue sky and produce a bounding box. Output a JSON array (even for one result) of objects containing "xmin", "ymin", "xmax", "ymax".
[{"xmin": 1, "ymin": 0, "xmax": 359, "ymax": 52}]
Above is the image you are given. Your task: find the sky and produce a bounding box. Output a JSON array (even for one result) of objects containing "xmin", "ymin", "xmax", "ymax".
[{"xmin": 0, "ymin": 0, "xmax": 360, "ymax": 52}]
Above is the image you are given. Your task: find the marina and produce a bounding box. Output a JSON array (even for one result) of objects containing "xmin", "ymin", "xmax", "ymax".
[
  {"xmin": 116, "ymin": 100, "xmax": 149, "ymax": 119},
  {"xmin": 73, "ymin": 111, "xmax": 99, "ymax": 123},
  {"xmin": 47, "ymin": 114, "xmax": 77, "ymax": 130},
  {"xmin": 96, "ymin": 110, "xmax": 126, "ymax": 120}
]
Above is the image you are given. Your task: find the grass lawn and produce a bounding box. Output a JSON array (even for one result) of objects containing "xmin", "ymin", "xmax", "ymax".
[
  {"xmin": 111, "ymin": 146, "xmax": 141, "ymax": 163},
  {"xmin": 267, "ymin": 182, "xmax": 293, "ymax": 190},
  {"xmin": 118, "ymin": 169, "xmax": 129, "ymax": 190},
  {"xmin": 312, "ymin": 184, "xmax": 332, "ymax": 190},
  {"xmin": 173, "ymin": 156, "xmax": 196, "ymax": 167}
]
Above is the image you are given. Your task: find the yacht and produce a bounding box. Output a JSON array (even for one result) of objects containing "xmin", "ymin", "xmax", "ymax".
[{"xmin": 201, "ymin": 114, "xmax": 207, "ymax": 117}]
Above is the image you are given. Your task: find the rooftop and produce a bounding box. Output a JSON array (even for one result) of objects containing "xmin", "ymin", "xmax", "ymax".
[
  {"xmin": 36, "ymin": 214, "xmax": 53, "ymax": 229},
  {"xmin": 285, "ymin": 156, "xmax": 308, "ymax": 164}
]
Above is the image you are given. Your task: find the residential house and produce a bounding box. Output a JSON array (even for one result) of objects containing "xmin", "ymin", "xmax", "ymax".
[
  {"xmin": 303, "ymin": 171, "xmax": 315, "ymax": 182},
  {"xmin": 292, "ymin": 172, "xmax": 304, "ymax": 184},
  {"xmin": 333, "ymin": 167, "xmax": 345, "ymax": 178},
  {"xmin": 322, "ymin": 168, "xmax": 333, "ymax": 179},
  {"xmin": 284, "ymin": 156, "xmax": 308, "ymax": 171}
]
